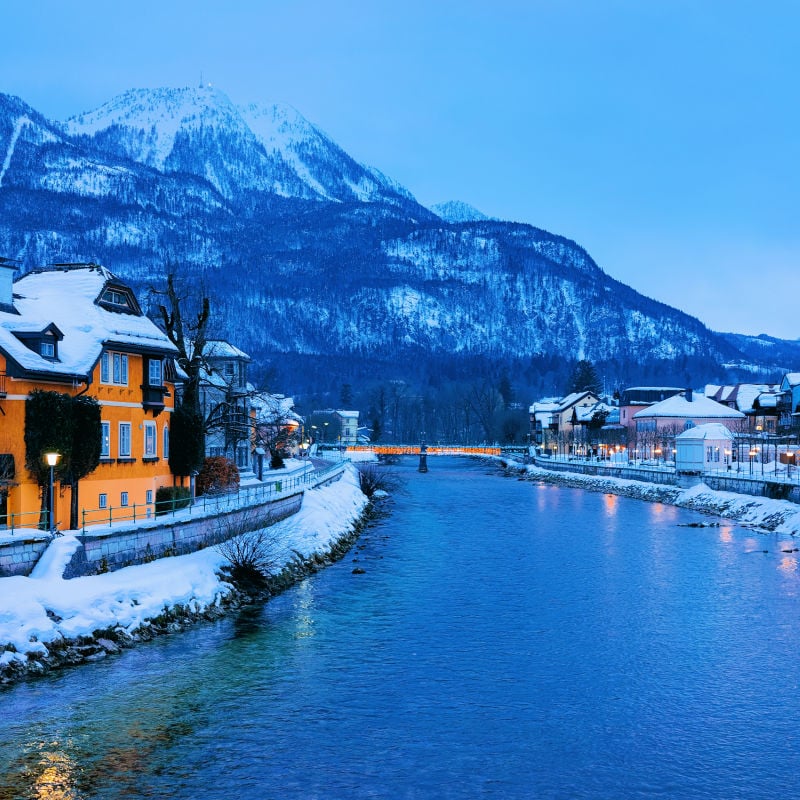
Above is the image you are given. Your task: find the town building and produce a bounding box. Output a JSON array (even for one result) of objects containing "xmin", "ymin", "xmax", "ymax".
[
  {"xmin": 196, "ymin": 339, "xmax": 253, "ymax": 474},
  {"xmin": 0, "ymin": 263, "xmax": 178, "ymax": 530}
]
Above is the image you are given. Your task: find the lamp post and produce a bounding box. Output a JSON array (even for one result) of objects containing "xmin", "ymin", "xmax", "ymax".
[{"xmin": 44, "ymin": 452, "xmax": 60, "ymax": 534}]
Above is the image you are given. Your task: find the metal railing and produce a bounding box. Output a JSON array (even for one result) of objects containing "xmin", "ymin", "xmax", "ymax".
[
  {"xmin": 0, "ymin": 509, "xmax": 47, "ymax": 535},
  {"xmin": 78, "ymin": 461, "xmax": 346, "ymax": 533}
]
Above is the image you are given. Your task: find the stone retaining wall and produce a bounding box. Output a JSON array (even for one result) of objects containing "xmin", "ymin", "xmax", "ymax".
[
  {"xmin": 532, "ymin": 457, "xmax": 678, "ymax": 487},
  {"xmin": 0, "ymin": 536, "xmax": 50, "ymax": 577},
  {"xmin": 64, "ymin": 493, "xmax": 304, "ymax": 578}
]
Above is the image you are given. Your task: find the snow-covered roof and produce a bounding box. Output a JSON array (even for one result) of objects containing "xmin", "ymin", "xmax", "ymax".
[
  {"xmin": 251, "ymin": 392, "xmax": 303, "ymax": 425},
  {"xmin": 634, "ymin": 392, "xmax": 745, "ymax": 420},
  {"xmin": 203, "ymin": 339, "xmax": 250, "ymax": 361},
  {"xmin": 782, "ymin": 373, "xmax": 800, "ymax": 388},
  {"xmin": 705, "ymin": 383, "xmax": 780, "ymax": 414},
  {"xmin": 555, "ymin": 391, "xmax": 596, "ymax": 412},
  {"xmin": 335, "ymin": 410, "xmax": 359, "ymax": 419},
  {"xmin": 0, "ymin": 264, "xmax": 177, "ymax": 378},
  {"xmin": 676, "ymin": 423, "xmax": 735, "ymax": 441}
]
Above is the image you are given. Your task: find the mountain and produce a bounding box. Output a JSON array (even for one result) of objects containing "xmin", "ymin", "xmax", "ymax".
[
  {"xmin": 0, "ymin": 86, "xmax": 782, "ymax": 400},
  {"xmin": 431, "ymin": 200, "xmax": 489, "ymax": 223}
]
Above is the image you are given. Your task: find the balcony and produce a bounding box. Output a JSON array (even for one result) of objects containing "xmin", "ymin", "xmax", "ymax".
[{"xmin": 141, "ymin": 384, "xmax": 168, "ymax": 413}]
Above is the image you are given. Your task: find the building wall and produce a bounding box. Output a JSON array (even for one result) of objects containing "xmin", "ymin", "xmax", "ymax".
[{"xmin": 0, "ymin": 351, "xmax": 175, "ymax": 531}]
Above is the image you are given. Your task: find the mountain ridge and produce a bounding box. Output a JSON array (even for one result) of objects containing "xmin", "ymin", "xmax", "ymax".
[{"xmin": 0, "ymin": 86, "xmax": 791, "ymax": 396}]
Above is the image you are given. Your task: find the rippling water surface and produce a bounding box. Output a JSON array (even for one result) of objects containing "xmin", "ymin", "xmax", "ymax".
[{"xmin": 2, "ymin": 458, "xmax": 800, "ymax": 799}]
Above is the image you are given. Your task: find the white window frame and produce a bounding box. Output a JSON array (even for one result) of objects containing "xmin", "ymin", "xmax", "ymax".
[
  {"xmin": 100, "ymin": 421, "xmax": 110, "ymax": 458},
  {"xmin": 120, "ymin": 491, "xmax": 129, "ymax": 507},
  {"xmin": 112, "ymin": 353, "xmax": 129, "ymax": 385},
  {"xmin": 102, "ymin": 351, "xmax": 129, "ymax": 385},
  {"xmin": 40, "ymin": 340, "xmax": 55, "ymax": 358},
  {"xmin": 98, "ymin": 493, "xmax": 108, "ymax": 509},
  {"xmin": 149, "ymin": 359, "xmax": 162, "ymax": 386},
  {"xmin": 144, "ymin": 421, "xmax": 157, "ymax": 458},
  {"xmin": 146, "ymin": 489, "xmax": 153, "ymax": 504},
  {"xmin": 118, "ymin": 422, "xmax": 131, "ymax": 458}
]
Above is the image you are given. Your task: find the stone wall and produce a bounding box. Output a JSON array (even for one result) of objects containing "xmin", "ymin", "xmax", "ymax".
[
  {"xmin": 0, "ymin": 535, "xmax": 50, "ymax": 577},
  {"xmin": 64, "ymin": 492, "xmax": 303, "ymax": 578},
  {"xmin": 532, "ymin": 457, "xmax": 678, "ymax": 487}
]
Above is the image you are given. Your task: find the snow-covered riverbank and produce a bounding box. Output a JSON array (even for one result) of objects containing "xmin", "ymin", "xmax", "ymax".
[
  {"xmin": 0, "ymin": 464, "xmax": 369, "ymax": 686},
  {"xmin": 497, "ymin": 457, "xmax": 800, "ymax": 537}
]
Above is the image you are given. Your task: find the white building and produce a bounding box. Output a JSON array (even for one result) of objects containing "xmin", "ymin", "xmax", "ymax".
[{"xmin": 675, "ymin": 423, "xmax": 735, "ymax": 474}]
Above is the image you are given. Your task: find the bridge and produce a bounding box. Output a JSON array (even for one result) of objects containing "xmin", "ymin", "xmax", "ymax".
[{"xmin": 346, "ymin": 445, "xmax": 503, "ymax": 456}]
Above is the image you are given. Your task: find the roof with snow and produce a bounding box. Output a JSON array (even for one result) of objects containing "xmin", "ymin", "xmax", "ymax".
[
  {"xmin": 0, "ymin": 264, "xmax": 177, "ymax": 379},
  {"xmin": 634, "ymin": 392, "xmax": 745, "ymax": 420},
  {"xmin": 676, "ymin": 423, "xmax": 735, "ymax": 441},
  {"xmin": 705, "ymin": 383, "xmax": 780, "ymax": 414},
  {"xmin": 202, "ymin": 339, "xmax": 250, "ymax": 361},
  {"xmin": 554, "ymin": 391, "xmax": 597, "ymax": 412}
]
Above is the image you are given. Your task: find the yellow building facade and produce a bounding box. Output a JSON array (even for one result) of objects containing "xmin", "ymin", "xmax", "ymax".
[{"xmin": 0, "ymin": 263, "xmax": 179, "ymax": 531}]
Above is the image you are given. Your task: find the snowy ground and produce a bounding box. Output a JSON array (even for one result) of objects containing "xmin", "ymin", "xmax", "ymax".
[
  {"xmin": 0, "ymin": 464, "xmax": 368, "ymax": 666},
  {"xmin": 501, "ymin": 457, "xmax": 800, "ymax": 537}
]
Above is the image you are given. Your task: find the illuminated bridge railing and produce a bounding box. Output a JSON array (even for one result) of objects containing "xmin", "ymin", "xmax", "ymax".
[{"xmin": 347, "ymin": 445, "xmax": 502, "ymax": 456}]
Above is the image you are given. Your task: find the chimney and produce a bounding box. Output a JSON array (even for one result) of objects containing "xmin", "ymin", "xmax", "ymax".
[
  {"xmin": 0, "ymin": 260, "xmax": 17, "ymax": 311},
  {"xmin": 685, "ymin": 388, "xmax": 693, "ymax": 402}
]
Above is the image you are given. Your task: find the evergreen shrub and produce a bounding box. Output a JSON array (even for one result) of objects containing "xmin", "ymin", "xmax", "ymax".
[{"xmin": 155, "ymin": 486, "xmax": 191, "ymax": 515}]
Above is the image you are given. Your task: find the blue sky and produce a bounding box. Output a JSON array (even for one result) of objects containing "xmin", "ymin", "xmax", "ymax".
[{"xmin": 3, "ymin": 1, "xmax": 798, "ymax": 339}]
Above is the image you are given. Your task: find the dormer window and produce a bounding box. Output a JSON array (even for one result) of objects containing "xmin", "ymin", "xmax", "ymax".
[
  {"xmin": 104, "ymin": 289, "xmax": 129, "ymax": 307},
  {"xmin": 96, "ymin": 282, "xmax": 141, "ymax": 315},
  {"xmin": 12, "ymin": 323, "xmax": 63, "ymax": 362}
]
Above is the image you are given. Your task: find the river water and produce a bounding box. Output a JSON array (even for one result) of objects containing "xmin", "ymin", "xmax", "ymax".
[{"xmin": 2, "ymin": 458, "xmax": 800, "ymax": 799}]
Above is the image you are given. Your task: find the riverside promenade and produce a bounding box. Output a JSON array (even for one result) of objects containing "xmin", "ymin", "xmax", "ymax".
[
  {"xmin": 530, "ymin": 452, "xmax": 800, "ymax": 505},
  {"xmin": 0, "ymin": 458, "xmax": 348, "ymax": 578}
]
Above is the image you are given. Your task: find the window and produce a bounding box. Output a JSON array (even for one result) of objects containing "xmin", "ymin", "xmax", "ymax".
[
  {"xmin": 102, "ymin": 352, "xmax": 128, "ymax": 385},
  {"xmin": 146, "ymin": 489, "xmax": 153, "ymax": 504},
  {"xmin": 224, "ymin": 362, "xmax": 235, "ymax": 379},
  {"xmin": 113, "ymin": 353, "xmax": 128, "ymax": 385},
  {"xmin": 103, "ymin": 289, "xmax": 129, "ymax": 307},
  {"xmin": 148, "ymin": 359, "xmax": 162, "ymax": 386},
  {"xmin": 163, "ymin": 425, "xmax": 169, "ymax": 459},
  {"xmin": 118, "ymin": 422, "xmax": 131, "ymax": 457},
  {"xmin": 120, "ymin": 491, "xmax": 129, "ymax": 507},
  {"xmin": 40, "ymin": 341, "xmax": 55, "ymax": 358},
  {"xmin": 144, "ymin": 421, "xmax": 157, "ymax": 457},
  {"xmin": 98, "ymin": 493, "xmax": 107, "ymax": 509},
  {"xmin": 100, "ymin": 421, "xmax": 110, "ymax": 458}
]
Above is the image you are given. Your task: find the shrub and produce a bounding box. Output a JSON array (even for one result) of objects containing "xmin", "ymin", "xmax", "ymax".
[
  {"xmin": 357, "ymin": 463, "xmax": 403, "ymax": 498},
  {"xmin": 155, "ymin": 486, "xmax": 192, "ymax": 516},
  {"xmin": 217, "ymin": 519, "xmax": 280, "ymax": 596},
  {"xmin": 270, "ymin": 451, "xmax": 285, "ymax": 470},
  {"xmin": 196, "ymin": 456, "xmax": 240, "ymax": 496}
]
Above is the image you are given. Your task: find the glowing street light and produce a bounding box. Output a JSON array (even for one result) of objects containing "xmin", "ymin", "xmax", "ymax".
[{"xmin": 44, "ymin": 451, "xmax": 60, "ymax": 534}]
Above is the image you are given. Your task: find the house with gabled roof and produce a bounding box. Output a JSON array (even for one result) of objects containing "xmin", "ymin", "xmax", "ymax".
[
  {"xmin": 196, "ymin": 339, "xmax": 254, "ymax": 474},
  {"xmin": 0, "ymin": 262, "xmax": 179, "ymax": 530},
  {"xmin": 705, "ymin": 383, "xmax": 782, "ymax": 434},
  {"xmin": 778, "ymin": 373, "xmax": 800, "ymax": 433}
]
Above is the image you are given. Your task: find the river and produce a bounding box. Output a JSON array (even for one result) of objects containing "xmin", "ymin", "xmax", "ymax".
[{"xmin": 2, "ymin": 457, "xmax": 799, "ymax": 799}]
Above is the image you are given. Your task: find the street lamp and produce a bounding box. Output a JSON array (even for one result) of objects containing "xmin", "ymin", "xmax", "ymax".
[{"xmin": 44, "ymin": 451, "xmax": 60, "ymax": 534}]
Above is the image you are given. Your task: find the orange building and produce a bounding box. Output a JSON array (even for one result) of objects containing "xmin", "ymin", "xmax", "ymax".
[{"xmin": 0, "ymin": 262, "xmax": 179, "ymax": 531}]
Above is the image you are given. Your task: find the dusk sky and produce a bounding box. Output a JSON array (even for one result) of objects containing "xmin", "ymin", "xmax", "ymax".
[{"xmin": 3, "ymin": 1, "xmax": 797, "ymax": 339}]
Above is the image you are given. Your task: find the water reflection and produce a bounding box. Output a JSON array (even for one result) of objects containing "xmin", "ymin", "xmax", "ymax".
[{"xmin": 3, "ymin": 460, "xmax": 800, "ymax": 800}]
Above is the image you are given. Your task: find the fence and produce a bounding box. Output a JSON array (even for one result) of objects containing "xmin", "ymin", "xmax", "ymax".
[
  {"xmin": 0, "ymin": 509, "xmax": 46, "ymax": 535},
  {"xmin": 79, "ymin": 461, "xmax": 342, "ymax": 533}
]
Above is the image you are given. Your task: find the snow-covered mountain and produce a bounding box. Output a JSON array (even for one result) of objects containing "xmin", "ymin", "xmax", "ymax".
[
  {"xmin": 431, "ymin": 200, "xmax": 489, "ymax": 223},
  {"xmin": 0, "ymin": 86, "xmax": 773, "ymax": 392},
  {"xmin": 66, "ymin": 86, "xmax": 414, "ymax": 204}
]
